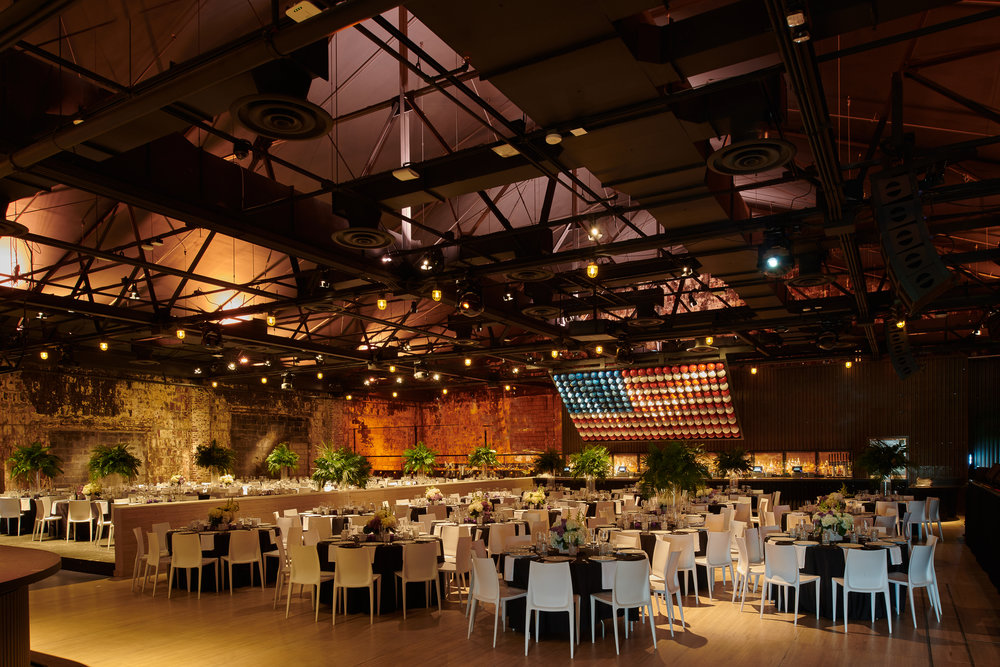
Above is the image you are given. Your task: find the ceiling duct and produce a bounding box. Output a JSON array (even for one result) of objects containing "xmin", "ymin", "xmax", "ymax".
[
  {"xmin": 128, "ymin": 346, "xmax": 161, "ymax": 366},
  {"xmin": 816, "ymin": 329, "xmax": 839, "ymax": 351},
  {"xmin": 448, "ymin": 321, "xmax": 481, "ymax": 347},
  {"xmin": 521, "ymin": 285, "xmax": 560, "ymax": 319},
  {"xmin": 685, "ymin": 336, "xmax": 718, "ymax": 353},
  {"xmin": 567, "ymin": 319, "xmax": 621, "ymax": 342},
  {"xmin": 230, "ymin": 45, "xmax": 334, "ymax": 141},
  {"xmin": 330, "ymin": 190, "xmax": 393, "ymax": 249},
  {"xmin": 787, "ymin": 247, "xmax": 834, "ymax": 288},
  {"xmin": 628, "ymin": 303, "xmax": 663, "ymax": 329},
  {"xmin": 0, "ymin": 198, "xmax": 28, "ymax": 237}
]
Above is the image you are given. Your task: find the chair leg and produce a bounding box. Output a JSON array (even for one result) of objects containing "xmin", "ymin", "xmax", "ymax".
[
  {"xmin": 493, "ymin": 600, "xmax": 500, "ymax": 647},
  {"xmin": 402, "ymin": 580, "xmax": 407, "ymax": 619},
  {"xmin": 285, "ymin": 578, "xmax": 293, "ymax": 619},
  {"xmin": 370, "ymin": 584, "xmax": 375, "ymax": 625},
  {"xmin": 590, "ymin": 598, "xmax": 596, "ymax": 643},
  {"xmin": 647, "ymin": 599, "xmax": 657, "ymax": 649},
  {"xmin": 467, "ymin": 597, "xmax": 477, "ymax": 639},
  {"xmin": 884, "ymin": 588, "xmax": 892, "ymax": 633},
  {"xmin": 524, "ymin": 608, "xmax": 531, "ymax": 656},
  {"xmin": 843, "ymin": 587, "xmax": 849, "ymax": 633},
  {"xmin": 436, "ymin": 577, "xmax": 442, "ymax": 613},
  {"xmin": 793, "ymin": 584, "xmax": 799, "ymax": 626},
  {"xmin": 831, "ymin": 581, "xmax": 837, "ymax": 624},
  {"xmin": 907, "ymin": 586, "xmax": 917, "ymax": 628}
]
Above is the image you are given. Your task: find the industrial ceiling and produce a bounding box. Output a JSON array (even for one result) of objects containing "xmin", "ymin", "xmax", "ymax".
[{"xmin": 0, "ymin": 0, "xmax": 998, "ymax": 398}]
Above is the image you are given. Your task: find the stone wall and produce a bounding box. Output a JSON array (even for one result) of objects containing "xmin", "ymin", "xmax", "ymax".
[{"xmin": 0, "ymin": 369, "xmax": 564, "ymax": 491}]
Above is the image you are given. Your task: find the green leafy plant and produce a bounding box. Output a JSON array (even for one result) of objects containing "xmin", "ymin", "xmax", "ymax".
[
  {"xmin": 468, "ymin": 445, "xmax": 498, "ymax": 472},
  {"xmin": 714, "ymin": 448, "xmax": 752, "ymax": 478},
  {"xmin": 265, "ymin": 442, "xmax": 300, "ymax": 477},
  {"xmin": 855, "ymin": 439, "xmax": 911, "ymax": 481},
  {"xmin": 7, "ymin": 442, "xmax": 63, "ymax": 489},
  {"xmin": 640, "ymin": 441, "xmax": 709, "ymax": 500},
  {"xmin": 532, "ymin": 449, "xmax": 565, "ymax": 476},
  {"xmin": 312, "ymin": 445, "xmax": 371, "ymax": 489},
  {"xmin": 402, "ymin": 441, "xmax": 437, "ymax": 476},
  {"xmin": 88, "ymin": 443, "xmax": 142, "ymax": 481},
  {"xmin": 568, "ymin": 444, "xmax": 611, "ymax": 480},
  {"xmin": 195, "ymin": 439, "xmax": 236, "ymax": 475}
]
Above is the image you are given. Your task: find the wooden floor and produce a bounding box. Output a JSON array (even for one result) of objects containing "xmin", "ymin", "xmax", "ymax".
[{"xmin": 27, "ymin": 520, "xmax": 999, "ymax": 666}]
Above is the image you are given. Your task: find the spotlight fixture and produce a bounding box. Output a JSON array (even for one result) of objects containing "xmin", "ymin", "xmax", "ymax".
[
  {"xmin": 686, "ymin": 336, "xmax": 718, "ymax": 353},
  {"xmin": 39, "ymin": 350, "xmax": 49, "ymax": 360},
  {"xmin": 140, "ymin": 240, "xmax": 155, "ymax": 251},
  {"xmin": 464, "ymin": 357, "xmax": 472, "ymax": 366},
  {"xmin": 381, "ymin": 254, "xmax": 393, "ymax": 264},
  {"xmin": 792, "ymin": 27, "xmax": 811, "ymax": 43},
  {"xmin": 418, "ymin": 247, "xmax": 444, "ymax": 273},
  {"xmin": 442, "ymin": 388, "xmax": 448, "ymax": 395},
  {"xmin": 750, "ymin": 366, "xmax": 758, "ymax": 375},
  {"xmin": 345, "ymin": 394, "xmax": 352, "ymax": 400},
  {"xmin": 504, "ymin": 384, "xmax": 511, "ymax": 391},
  {"xmin": 570, "ymin": 127, "xmax": 588, "ymax": 137},
  {"xmin": 681, "ymin": 265, "xmax": 695, "ymax": 277},
  {"xmin": 151, "ymin": 237, "xmax": 164, "ymax": 247},
  {"xmin": 388, "ymin": 365, "xmax": 396, "ymax": 373},
  {"xmin": 895, "ymin": 319, "xmax": 906, "ymax": 329},
  {"xmin": 512, "ymin": 367, "xmax": 520, "ymax": 374},
  {"xmin": 239, "ymin": 355, "xmax": 249, "ymax": 365},
  {"xmin": 396, "ymin": 376, "xmax": 403, "ymax": 384},
  {"xmin": 457, "ymin": 284, "xmax": 483, "ymax": 317},
  {"xmin": 99, "ymin": 340, "xmax": 109, "ymax": 352},
  {"xmin": 211, "ymin": 381, "xmax": 219, "ymax": 388},
  {"xmin": 786, "ymin": 10, "xmax": 806, "ymax": 27},
  {"xmin": 266, "ymin": 313, "xmax": 277, "ymax": 327},
  {"xmin": 432, "ymin": 373, "xmax": 440, "ymax": 381},
  {"xmin": 391, "ymin": 166, "xmax": 420, "ymax": 181},
  {"xmin": 363, "ymin": 379, "xmax": 371, "ymax": 386},
  {"xmin": 315, "ymin": 354, "xmax": 324, "ymax": 363},
  {"xmin": 544, "ymin": 131, "xmax": 562, "ymax": 145},
  {"xmin": 175, "ymin": 328, "xmax": 186, "ymax": 340},
  {"xmin": 501, "ymin": 289, "xmax": 515, "ymax": 302},
  {"xmin": 280, "ymin": 373, "xmax": 293, "ymax": 390},
  {"xmin": 757, "ymin": 228, "xmax": 793, "ymax": 277},
  {"xmin": 227, "ymin": 361, "xmax": 237, "ymax": 371},
  {"xmin": 194, "ymin": 367, "xmax": 203, "ymax": 375},
  {"xmin": 586, "ymin": 260, "xmax": 599, "ymax": 279},
  {"xmin": 377, "ymin": 293, "xmax": 388, "ymax": 311},
  {"xmin": 430, "ymin": 288, "xmax": 443, "ymax": 302},
  {"xmin": 588, "ymin": 226, "xmax": 602, "ymax": 240}
]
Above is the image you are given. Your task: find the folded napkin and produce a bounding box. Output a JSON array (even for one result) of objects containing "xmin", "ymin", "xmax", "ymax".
[
  {"xmin": 200, "ymin": 534, "xmax": 215, "ymax": 550},
  {"xmin": 601, "ymin": 560, "xmax": 616, "ymax": 589},
  {"xmin": 503, "ymin": 556, "xmax": 515, "ymax": 581},
  {"xmin": 889, "ymin": 545, "xmax": 902, "ymax": 566},
  {"xmin": 267, "ymin": 529, "xmax": 277, "ymax": 545},
  {"xmin": 793, "ymin": 544, "xmax": 808, "ymax": 569}
]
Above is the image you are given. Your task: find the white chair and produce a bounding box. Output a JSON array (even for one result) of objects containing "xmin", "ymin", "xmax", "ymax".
[
  {"xmin": 889, "ymin": 535, "xmax": 941, "ymax": 627},
  {"xmin": 754, "ymin": 497, "xmax": 770, "ymax": 525},
  {"xmin": 441, "ymin": 524, "xmax": 461, "ymax": 563},
  {"xmin": 487, "ymin": 523, "xmax": 517, "ymax": 557},
  {"xmin": 663, "ymin": 534, "xmax": 699, "ymax": 603},
  {"xmin": 612, "ymin": 531, "xmax": 641, "ymax": 549},
  {"xmin": 142, "ymin": 531, "xmax": 170, "ymax": 597},
  {"xmin": 393, "ymin": 504, "xmax": 410, "ymax": 520},
  {"xmin": 285, "ymin": 544, "xmax": 334, "ymax": 621},
  {"xmin": 285, "ymin": 525, "xmax": 303, "ymax": 549},
  {"xmin": 744, "ymin": 527, "xmax": 764, "ymax": 565},
  {"xmin": 785, "ymin": 513, "xmax": 809, "ymax": 532},
  {"xmin": 332, "ymin": 545, "xmax": 381, "ymax": 625},
  {"xmin": 832, "ymin": 548, "xmax": 892, "ymax": 633},
  {"xmin": 0, "ymin": 498, "xmax": 26, "ymax": 535},
  {"xmin": 311, "ymin": 517, "xmax": 333, "ymax": 541},
  {"xmin": 772, "ymin": 505, "xmax": 790, "ymax": 531},
  {"xmin": 151, "ymin": 522, "xmax": 171, "ymax": 556},
  {"xmin": 394, "ymin": 541, "xmax": 442, "ymax": 619},
  {"xmin": 925, "ymin": 498, "xmax": 943, "ymax": 540},
  {"xmin": 32, "ymin": 496, "xmax": 62, "ymax": 540},
  {"xmin": 283, "ymin": 508, "xmax": 299, "ymax": 517},
  {"xmin": 467, "ymin": 555, "xmax": 526, "ymax": 647},
  {"xmin": 275, "ymin": 516, "xmax": 293, "ymax": 544},
  {"xmin": 65, "ymin": 500, "xmax": 93, "ymax": 541},
  {"xmin": 505, "ymin": 534, "xmax": 532, "ymax": 549},
  {"xmin": 649, "ymin": 545, "xmax": 685, "ymax": 635},
  {"xmin": 417, "ymin": 515, "xmax": 436, "ymax": 535},
  {"xmin": 759, "ymin": 542, "xmax": 821, "ymax": 625},
  {"xmin": 440, "ymin": 536, "xmax": 472, "ymax": 601},
  {"xmin": 875, "ymin": 501, "xmax": 896, "ymax": 517},
  {"xmin": 772, "ymin": 491, "xmax": 781, "ymax": 508},
  {"xmin": 904, "ymin": 500, "xmax": 927, "ymax": 540},
  {"xmin": 221, "ymin": 530, "xmax": 264, "ymax": 594},
  {"xmin": 524, "ymin": 560, "xmax": 580, "ymax": 658},
  {"xmin": 91, "ymin": 501, "xmax": 110, "ymax": 545},
  {"xmin": 591, "ymin": 559, "xmax": 657, "ymax": 655},
  {"xmin": 732, "ymin": 536, "xmax": 765, "ymax": 612},
  {"xmin": 705, "ymin": 513, "xmax": 726, "ymax": 532},
  {"xmin": 528, "ymin": 521, "xmax": 548, "ymax": 545},
  {"xmin": 267, "ymin": 534, "xmax": 290, "ymax": 607},
  {"xmin": 695, "ymin": 531, "xmax": 734, "ymax": 598},
  {"xmin": 132, "ymin": 527, "xmax": 168, "ymax": 593},
  {"xmin": 874, "ymin": 515, "xmax": 897, "ymax": 536},
  {"xmin": 168, "ymin": 532, "xmax": 220, "ymax": 599},
  {"xmin": 522, "ymin": 510, "xmax": 546, "ymax": 525},
  {"xmin": 733, "ymin": 502, "xmax": 752, "ymax": 525},
  {"xmin": 302, "ymin": 529, "xmax": 320, "ymax": 547},
  {"xmin": 427, "ymin": 504, "xmax": 448, "ymax": 520}
]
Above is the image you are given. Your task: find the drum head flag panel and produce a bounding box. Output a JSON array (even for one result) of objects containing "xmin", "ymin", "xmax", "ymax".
[{"xmin": 553, "ymin": 362, "xmax": 741, "ymax": 440}]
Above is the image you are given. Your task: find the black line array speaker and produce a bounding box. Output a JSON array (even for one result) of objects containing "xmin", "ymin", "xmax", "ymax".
[
  {"xmin": 886, "ymin": 325, "xmax": 920, "ymax": 380},
  {"xmin": 871, "ymin": 169, "xmax": 953, "ymax": 313}
]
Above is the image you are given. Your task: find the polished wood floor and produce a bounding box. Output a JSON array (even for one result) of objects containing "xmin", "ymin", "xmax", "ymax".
[{"xmin": 27, "ymin": 520, "xmax": 999, "ymax": 666}]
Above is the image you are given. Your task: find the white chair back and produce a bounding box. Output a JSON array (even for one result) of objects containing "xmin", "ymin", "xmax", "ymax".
[
  {"xmin": 334, "ymin": 546, "xmax": 374, "ymax": 587},
  {"xmin": 171, "ymin": 532, "xmax": 203, "ymax": 569},
  {"xmin": 68, "ymin": 499, "xmax": 92, "ymax": 521},
  {"xmin": 402, "ymin": 541, "xmax": 439, "ymax": 580},
  {"xmin": 704, "ymin": 530, "xmax": 731, "ymax": 567},
  {"xmin": 763, "ymin": 542, "xmax": 799, "ymax": 585},
  {"xmin": 527, "ymin": 560, "xmax": 573, "ymax": 608},
  {"xmin": 287, "ymin": 544, "xmax": 320, "ymax": 586},
  {"xmin": 471, "ymin": 556, "xmax": 499, "ymax": 600},
  {"xmin": 705, "ymin": 513, "xmax": 726, "ymax": 532},
  {"xmin": 612, "ymin": 558, "xmax": 651, "ymax": 606},
  {"xmin": 663, "ymin": 534, "xmax": 695, "ymax": 569},
  {"xmin": 228, "ymin": 530, "xmax": 259, "ymax": 560},
  {"xmin": 844, "ymin": 548, "xmax": 888, "ymax": 590}
]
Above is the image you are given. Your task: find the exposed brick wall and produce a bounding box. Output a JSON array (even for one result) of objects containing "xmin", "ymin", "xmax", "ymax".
[{"xmin": 0, "ymin": 369, "xmax": 565, "ymax": 490}]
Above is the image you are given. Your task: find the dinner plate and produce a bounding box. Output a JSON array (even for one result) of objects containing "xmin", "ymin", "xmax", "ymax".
[
  {"xmin": 794, "ymin": 540, "xmax": 819, "ymax": 546},
  {"xmin": 542, "ymin": 555, "xmax": 574, "ymax": 563},
  {"xmin": 506, "ymin": 548, "xmax": 534, "ymax": 556},
  {"xmin": 588, "ymin": 555, "xmax": 616, "ymax": 562},
  {"xmin": 866, "ymin": 541, "xmax": 892, "ymax": 547},
  {"xmin": 616, "ymin": 553, "xmax": 647, "ymax": 561},
  {"xmin": 838, "ymin": 542, "xmax": 863, "ymax": 549},
  {"xmin": 674, "ymin": 528, "xmax": 698, "ymax": 534}
]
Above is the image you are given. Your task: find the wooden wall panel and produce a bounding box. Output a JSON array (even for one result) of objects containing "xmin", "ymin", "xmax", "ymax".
[{"xmin": 970, "ymin": 357, "xmax": 1000, "ymax": 469}]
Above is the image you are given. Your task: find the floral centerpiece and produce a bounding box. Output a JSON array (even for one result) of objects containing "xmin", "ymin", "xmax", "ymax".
[
  {"xmin": 467, "ymin": 493, "xmax": 491, "ymax": 523},
  {"xmin": 817, "ymin": 491, "xmax": 846, "ymax": 512},
  {"xmin": 363, "ymin": 509, "xmax": 398, "ymax": 540},
  {"xmin": 425, "ymin": 486, "xmax": 443, "ymax": 503},
  {"xmin": 81, "ymin": 481, "xmax": 102, "ymax": 498},
  {"xmin": 169, "ymin": 474, "xmax": 185, "ymax": 486},
  {"xmin": 812, "ymin": 509, "xmax": 854, "ymax": 538},
  {"xmin": 549, "ymin": 514, "xmax": 586, "ymax": 553},
  {"xmin": 219, "ymin": 473, "xmax": 235, "ymax": 487},
  {"xmin": 207, "ymin": 499, "xmax": 239, "ymax": 529},
  {"xmin": 522, "ymin": 487, "xmax": 546, "ymax": 508}
]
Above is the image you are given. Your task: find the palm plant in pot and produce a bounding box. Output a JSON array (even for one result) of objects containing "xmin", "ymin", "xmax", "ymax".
[
  {"xmin": 195, "ymin": 439, "xmax": 236, "ymax": 483},
  {"xmin": 467, "ymin": 445, "xmax": 498, "ymax": 478},
  {"xmin": 568, "ymin": 444, "xmax": 611, "ymax": 494},
  {"xmin": 532, "ymin": 449, "xmax": 565, "ymax": 487},
  {"xmin": 88, "ymin": 443, "xmax": 142, "ymax": 488},
  {"xmin": 639, "ymin": 441, "xmax": 710, "ymax": 508},
  {"xmin": 312, "ymin": 444, "xmax": 371, "ymax": 490},
  {"xmin": 402, "ymin": 441, "xmax": 436, "ymax": 477},
  {"xmin": 266, "ymin": 442, "xmax": 300, "ymax": 480},
  {"xmin": 714, "ymin": 448, "xmax": 752, "ymax": 487},
  {"xmin": 855, "ymin": 439, "xmax": 911, "ymax": 495},
  {"xmin": 7, "ymin": 442, "xmax": 63, "ymax": 491}
]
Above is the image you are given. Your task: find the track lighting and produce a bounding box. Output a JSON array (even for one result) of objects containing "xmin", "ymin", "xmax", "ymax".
[
  {"xmin": 458, "ymin": 285, "xmax": 483, "ymax": 317},
  {"xmin": 227, "ymin": 361, "xmax": 237, "ymax": 371},
  {"xmin": 418, "ymin": 247, "xmax": 444, "ymax": 273},
  {"xmin": 392, "ymin": 166, "xmax": 420, "ymax": 181},
  {"xmin": 544, "ymin": 131, "xmax": 562, "ymax": 145},
  {"xmin": 758, "ymin": 228, "xmax": 793, "ymax": 277},
  {"xmin": 239, "ymin": 355, "xmax": 249, "ymax": 365}
]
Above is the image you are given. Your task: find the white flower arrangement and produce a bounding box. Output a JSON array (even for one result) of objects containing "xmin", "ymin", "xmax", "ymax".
[
  {"xmin": 812, "ymin": 509, "xmax": 854, "ymax": 536},
  {"xmin": 425, "ymin": 486, "xmax": 443, "ymax": 502},
  {"xmin": 549, "ymin": 513, "xmax": 586, "ymax": 551},
  {"xmin": 169, "ymin": 474, "xmax": 185, "ymax": 486},
  {"xmin": 522, "ymin": 487, "xmax": 546, "ymax": 508},
  {"xmin": 82, "ymin": 482, "xmax": 101, "ymax": 496},
  {"xmin": 219, "ymin": 474, "xmax": 235, "ymax": 486}
]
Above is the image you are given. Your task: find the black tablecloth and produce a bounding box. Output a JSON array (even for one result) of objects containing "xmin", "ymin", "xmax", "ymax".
[
  {"xmin": 796, "ymin": 543, "xmax": 910, "ymax": 620},
  {"xmin": 318, "ymin": 538, "xmax": 444, "ymax": 615},
  {"xmin": 409, "ymin": 505, "xmax": 454, "ymax": 521},
  {"xmin": 165, "ymin": 527, "xmax": 275, "ymax": 590},
  {"xmin": 475, "ymin": 521, "xmax": 527, "ymax": 546}
]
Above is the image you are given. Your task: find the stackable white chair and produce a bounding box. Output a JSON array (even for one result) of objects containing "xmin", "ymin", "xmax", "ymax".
[
  {"xmin": 732, "ymin": 536, "xmax": 766, "ymax": 612},
  {"xmin": 772, "ymin": 505, "xmax": 790, "ymax": 531},
  {"xmin": 440, "ymin": 536, "xmax": 472, "ymax": 601},
  {"xmin": 142, "ymin": 531, "xmax": 170, "ymax": 597},
  {"xmin": 427, "ymin": 504, "xmax": 448, "ymax": 520},
  {"xmin": 168, "ymin": 532, "xmax": 220, "ymax": 599},
  {"xmin": 417, "ymin": 515, "xmax": 436, "ymax": 536},
  {"xmin": 487, "ymin": 523, "xmax": 517, "ymax": 557},
  {"xmin": 0, "ymin": 498, "xmax": 26, "ymax": 535},
  {"xmin": 133, "ymin": 527, "xmax": 168, "ymax": 593},
  {"xmin": 302, "ymin": 529, "xmax": 320, "ymax": 547},
  {"xmin": 151, "ymin": 522, "xmax": 171, "ymax": 556},
  {"xmin": 441, "ymin": 524, "xmax": 461, "ymax": 563},
  {"xmin": 925, "ymin": 498, "xmax": 944, "ymax": 540},
  {"xmin": 760, "ymin": 542, "xmax": 820, "ymax": 625},
  {"xmin": 32, "ymin": 496, "xmax": 62, "ymax": 540},
  {"xmin": 875, "ymin": 501, "xmax": 896, "ymax": 517},
  {"xmin": 705, "ymin": 513, "xmax": 726, "ymax": 532},
  {"xmin": 832, "ymin": 548, "xmax": 892, "ymax": 633},
  {"xmin": 395, "ymin": 541, "xmax": 442, "ymax": 619},
  {"xmin": 889, "ymin": 535, "xmax": 941, "ymax": 626},
  {"xmin": 529, "ymin": 521, "xmax": 548, "ymax": 545},
  {"xmin": 467, "ymin": 555, "xmax": 526, "ymax": 647},
  {"xmin": 904, "ymin": 500, "xmax": 927, "ymax": 540},
  {"xmin": 285, "ymin": 544, "xmax": 333, "ymax": 621},
  {"xmin": 221, "ymin": 530, "xmax": 264, "ymax": 594},
  {"xmin": 525, "ymin": 560, "xmax": 580, "ymax": 658},
  {"xmin": 754, "ymin": 497, "xmax": 770, "ymax": 526},
  {"xmin": 91, "ymin": 501, "xmax": 110, "ymax": 545},
  {"xmin": 875, "ymin": 515, "xmax": 897, "ymax": 536},
  {"xmin": 311, "ymin": 517, "xmax": 333, "ymax": 541},
  {"xmin": 332, "ymin": 545, "xmax": 381, "ymax": 625},
  {"xmin": 649, "ymin": 545, "xmax": 685, "ymax": 635},
  {"xmin": 695, "ymin": 531, "xmax": 734, "ymax": 598},
  {"xmin": 612, "ymin": 530, "xmax": 641, "ymax": 549},
  {"xmin": 268, "ymin": 536, "xmax": 290, "ymax": 607},
  {"xmin": 733, "ymin": 502, "xmax": 752, "ymax": 525},
  {"xmin": 591, "ymin": 559, "xmax": 657, "ymax": 655},
  {"xmin": 663, "ymin": 534, "xmax": 699, "ymax": 603},
  {"xmin": 275, "ymin": 516, "xmax": 293, "ymax": 544},
  {"xmin": 65, "ymin": 500, "xmax": 93, "ymax": 541}
]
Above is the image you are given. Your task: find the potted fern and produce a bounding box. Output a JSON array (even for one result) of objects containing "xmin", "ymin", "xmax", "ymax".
[
  {"xmin": 855, "ymin": 439, "xmax": 911, "ymax": 495},
  {"xmin": 639, "ymin": 441, "xmax": 709, "ymax": 507},
  {"xmin": 715, "ymin": 448, "xmax": 752, "ymax": 487},
  {"xmin": 402, "ymin": 441, "xmax": 436, "ymax": 477},
  {"xmin": 468, "ymin": 445, "xmax": 498, "ymax": 478},
  {"xmin": 195, "ymin": 439, "xmax": 236, "ymax": 483},
  {"xmin": 88, "ymin": 443, "xmax": 142, "ymax": 487},
  {"xmin": 532, "ymin": 449, "xmax": 565, "ymax": 487},
  {"xmin": 312, "ymin": 445, "xmax": 371, "ymax": 489},
  {"xmin": 266, "ymin": 442, "xmax": 300, "ymax": 480},
  {"xmin": 568, "ymin": 444, "xmax": 611, "ymax": 494},
  {"xmin": 7, "ymin": 442, "xmax": 63, "ymax": 491}
]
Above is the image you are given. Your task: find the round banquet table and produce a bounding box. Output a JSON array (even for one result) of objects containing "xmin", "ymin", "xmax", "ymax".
[
  {"xmin": 409, "ymin": 505, "xmax": 455, "ymax": 521},
  {"xmin": 318, "ymin": 537, "xmax": 444, "ymax": 614},
  {"xmin": 0, "ymin": 545, "xmax": 61, "ymax": 667},
  {"xmin": 475, "ymin": 521, "xmax": 528, "ymax": 546},
  {"xmin": 793, "ymin": 542, "xmax": 910, "ymax": 620},
  {"xmin": 165, "ymin": 527, "xmax": 276, "ymax": 590}
]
